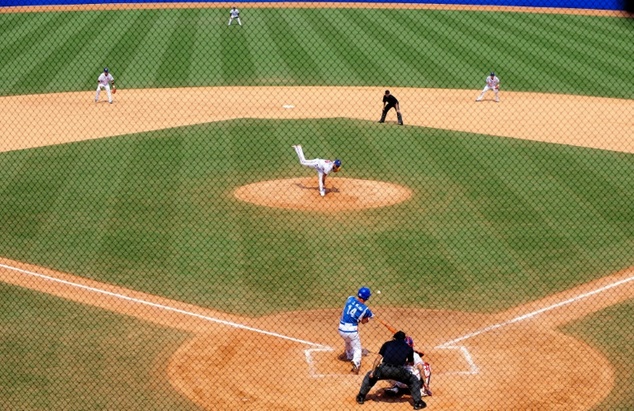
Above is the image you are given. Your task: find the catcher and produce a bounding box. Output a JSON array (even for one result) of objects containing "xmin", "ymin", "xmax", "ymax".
[
  {"xmin": 95, "ymin": 67, "xmax": 115, "ymax": 104},
  {"xmin": 384, "ymin": 336, "xmax": 433, "ymax": 398},
  {"xmin": 476, "ymin": 72, "xmax": 500, "ymax": 102}
]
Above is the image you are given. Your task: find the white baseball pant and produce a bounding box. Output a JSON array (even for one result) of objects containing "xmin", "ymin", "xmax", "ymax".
[
  {"xmin": 476, "ymin": 85, "xmax": 499, "ymax": 102},
  {"xmin": 338, "ymin": 329, "xmax": 363, "ymax": 368},
  {"xmin": 293, "ymin": 145, "xmax": 326, "ymax": 196},
  {"xmin": 95, "ymin": 84, "xmax": 112, "ymax": 103}
]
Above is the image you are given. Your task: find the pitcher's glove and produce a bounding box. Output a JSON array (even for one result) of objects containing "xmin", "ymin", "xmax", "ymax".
[{"xmin": 112, "ymin": 85, "xmax": 117, "ymax": 94}]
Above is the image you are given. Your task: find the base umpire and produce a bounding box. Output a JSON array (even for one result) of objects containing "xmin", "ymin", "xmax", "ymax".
[
  {"xmin": 356, "ymin": 330, "xmax": 426, "ymax": 409},
  {"xmin": 379, "ymin": 90, "xmax": 404, "ymax": 125}
]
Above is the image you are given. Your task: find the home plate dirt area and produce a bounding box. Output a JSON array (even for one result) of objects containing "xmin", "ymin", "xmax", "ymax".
[{"xmin": 1, "ymin": 259, "xmax": 633, "ymax": 410}]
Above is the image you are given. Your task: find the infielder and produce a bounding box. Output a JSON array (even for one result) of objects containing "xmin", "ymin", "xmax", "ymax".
[
  {"xmin": 292, "ymin": 145, "xmax": 341, "ymax": 197},
  {"xmin": 228, "ymin": 6, "xmax": 242, "ymax": 26},
  {"xmin": 476, "ymin": 72, "xmax": 500, "ymax": 102},
  {"xmin": 385, "ymin": 336, "xmax": 433, "ymax": 398},
  {"xmin": 95, "ymin": 67, "xmax": 115, "ymax": 104},
  {"xmin": 339, "ymin": 287, "xmax": 374, "ymax": 374}
]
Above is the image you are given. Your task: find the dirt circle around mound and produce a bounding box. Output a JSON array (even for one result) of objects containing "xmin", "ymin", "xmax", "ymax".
[{"xmin": 234, "ymin": 177, "xmax": 413, "ymax": 212}]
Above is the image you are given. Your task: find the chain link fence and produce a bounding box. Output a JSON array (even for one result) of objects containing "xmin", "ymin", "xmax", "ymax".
[{"xmin": 1, "ymin": 2, "xmax": 633, "ymax": 410}]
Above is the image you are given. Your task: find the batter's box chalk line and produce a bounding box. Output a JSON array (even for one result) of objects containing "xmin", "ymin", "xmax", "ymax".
[{"xmin": 304, "ymin": 345, "xmax": 477, "ymax": 378}]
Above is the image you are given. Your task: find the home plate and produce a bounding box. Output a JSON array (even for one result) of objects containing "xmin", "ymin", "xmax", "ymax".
[{"xmin": 283, "ymin": 104, "xmax": 295, "ymax": 109}]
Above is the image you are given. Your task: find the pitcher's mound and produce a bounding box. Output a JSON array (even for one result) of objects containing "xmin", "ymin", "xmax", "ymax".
[{"xmin": 234, "ymin": 177, "xmax": 412, "ymax": 212}]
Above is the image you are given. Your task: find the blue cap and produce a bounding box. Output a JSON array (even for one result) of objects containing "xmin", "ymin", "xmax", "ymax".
[
  {"xmin": 358, "ymin": 287, "xmax": 371, "ymax": 300},
  {"xmin": 490, "ymin": 72, "xmax": 495, "ymax": 76},
  {"xmin": 334, "ymin": 159, "xmax": 342, "ymax": 168},
  {"xmin": 104, "ymin": 67, "xmax": 109, "ymax": 72}
]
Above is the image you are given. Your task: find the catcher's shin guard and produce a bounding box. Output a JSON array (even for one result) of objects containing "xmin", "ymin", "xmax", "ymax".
[{"xmin": 397, "ymin": 112, "xmax": 403, "ymax": 125}]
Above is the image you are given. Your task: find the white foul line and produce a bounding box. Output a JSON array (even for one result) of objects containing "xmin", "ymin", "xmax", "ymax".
[
  {"xmin": 0, "ymin": 263, "xmax": 330, "ymax": 349},
  {"xmin": 439, "ymin": 274, "xmax": 634, "ymax": 348}
]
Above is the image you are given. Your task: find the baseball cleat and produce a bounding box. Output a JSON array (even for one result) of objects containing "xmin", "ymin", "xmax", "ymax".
[
  {"xmin": 413, "ymin": 400, "xmax": 426, "ymax": 410},
  {"xmin": 356, "ymin": 394, "xmax": 365, "ymax": 404},
  {"xmin": 320, "ymin": 190, "xmax": 325, "ymax": 197},
  {"xmin": 351, "ymin": 364, "xmax": 360, "ymax": 374}
]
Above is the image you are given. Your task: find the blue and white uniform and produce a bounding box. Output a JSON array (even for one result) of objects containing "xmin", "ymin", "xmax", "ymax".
[
  {"xmin": 293, "ymin": 145, "xmax": 340, "ymax": 197},
  {"xmin": 338, "ymin": 294, "xmax": 373, "ymax": 370}
]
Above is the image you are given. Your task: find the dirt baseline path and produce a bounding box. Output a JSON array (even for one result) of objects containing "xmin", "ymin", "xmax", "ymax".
[{"xmin": 1, "ymin": 86, "xmax": 632, "ymax": 154}]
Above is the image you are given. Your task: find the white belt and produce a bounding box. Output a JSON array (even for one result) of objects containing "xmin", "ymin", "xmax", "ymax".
[{"xmin": 338, "ymin": 322, "xmax": 358, "ymax": 333}]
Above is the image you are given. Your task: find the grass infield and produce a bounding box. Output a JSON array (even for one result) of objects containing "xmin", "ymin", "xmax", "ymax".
[{"xmin": 0, "ymin": 119, "xmax": 632, "ymax": 315}]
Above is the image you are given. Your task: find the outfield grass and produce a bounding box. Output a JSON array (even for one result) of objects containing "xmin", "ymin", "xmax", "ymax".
[
  {"xmin": 0, "ymin": 119, "xmax": 632, "ymax": 315},
  {"xmin": 0, "ymin": 283, "xmax": 197, "ymax": 411},
  {"xmin": 562, "ymin": 301, "xmax": 634, "ymax": 410},
  {"xmin": 0, "ymin": 8, "xmax": 632, "ymax": 97}
]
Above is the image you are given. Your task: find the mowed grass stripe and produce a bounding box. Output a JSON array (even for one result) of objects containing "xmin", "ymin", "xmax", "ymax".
[
  {"xmin": 186, "ymin": 9, "xmax": 223, "ymax": 85},
  {"xmin": 260, "ymin": 9, "xmax": 323, "ymax": 84},
  {"xmin": 220, "ymin": 17, "xmax": 257, "ymax": 84},
  {"xmin": 490, "ymin": 15, "xmax": 599, "ymax": 95},
  {"xmin": 103, "ymin": 10, "xmax": 165, "ymax": 89},
  {"xmin": 537, "ymin": 149, "xmax": 634, "ymax": 238},
  {"xmin": 12, "ymin": 13, "xmax": 106, "ymax": 94},
  {"xmin": 156, "ymin": 8, "xmax": 200, "ymax": 87},
  {"xmin": 537, "ymin": 16, "xmax": 633, "ymax": 74},
  {"xmin": 0, "ymin": 147, "xmax": 79, "ymax": 250},
  {"xmin": 462, "ymin": 141, "xmax": 605, "ymax": 279},
  {"xmin": 302, "ymin": 9, "xmax": 391, "ymax": 85},
  {"xmin": 100, "ymin": 135, "xmax": 184, "ymax": 280},
  {"xmin": 0, "ymin": 9, "xmax": 632, "ymax": 96},
  {"xmin": 0, "ymin": 119, "xmax": 633, "ymax": 313},
  {"xmin": 387, "ymin": 10, "xmax": 475, "ymax": 88},
  {"xmin": 0, "ymin": 13, "xmax": 69, "ymax": 93},
  {"xmin": 245, "ymin": 11, "xmax": 295, "ymax": 85},
  {"xmin": 346, "ymin": 9, "xmax": 427, "ymax": 84},
  {"xmin": 63, "ymin": 12, "xmax": 149, "ymax": 91},
  {"xmin": 126, "ymin": 12, "xmax": 180, "ymax": 88}
]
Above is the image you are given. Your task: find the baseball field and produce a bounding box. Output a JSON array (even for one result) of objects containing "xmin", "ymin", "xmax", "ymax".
[{"xmin": 1, "ymin": 2, "xmax": 633, "ymax": 410}]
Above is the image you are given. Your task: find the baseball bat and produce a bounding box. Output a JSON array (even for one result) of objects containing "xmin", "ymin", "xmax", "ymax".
[{"xmin": 376, "ymin": 317, "xmax": 398, "ymax": 334}]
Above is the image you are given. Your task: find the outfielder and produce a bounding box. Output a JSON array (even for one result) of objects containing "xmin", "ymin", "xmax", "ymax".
[
  {"xmin": 476, "ymin": 72, "xmax": 500, "ymax": 102},
  {"xmin": 228, "ymin": 6, "xmax": 242, "ymax": 26},
  {"xmin": 95, "ymin": 67, "xmax": 115, "ymax": 104},
  {"xmin": 385, "ymin": 336, "xmax": 433, "ymax": 398},
  {"xmin": 292, "ymin": 145, "xmax": 341, "ymax": 197},
  {"xmin": 339, "ymin": 287, "xmax": 374, "ymax": 374}
]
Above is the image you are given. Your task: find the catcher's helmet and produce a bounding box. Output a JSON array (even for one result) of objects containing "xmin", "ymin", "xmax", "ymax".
[{"xmin": 358, "ymin": 286, "xmax": 371, "ymax": 300}]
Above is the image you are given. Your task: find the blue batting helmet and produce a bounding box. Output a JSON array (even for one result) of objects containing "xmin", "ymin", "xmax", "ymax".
[{"xmin": 358, "ymin": 287, "xmax": 371, "ymax": 300}]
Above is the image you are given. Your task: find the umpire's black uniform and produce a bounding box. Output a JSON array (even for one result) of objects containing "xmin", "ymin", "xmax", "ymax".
[
  {"xmin": 356, "ymin": 331, "xmax": 426, "ymax": 409},
  {"xmin": 379, "ymin": 90, "xmax": 404, "ymax": 125}
]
